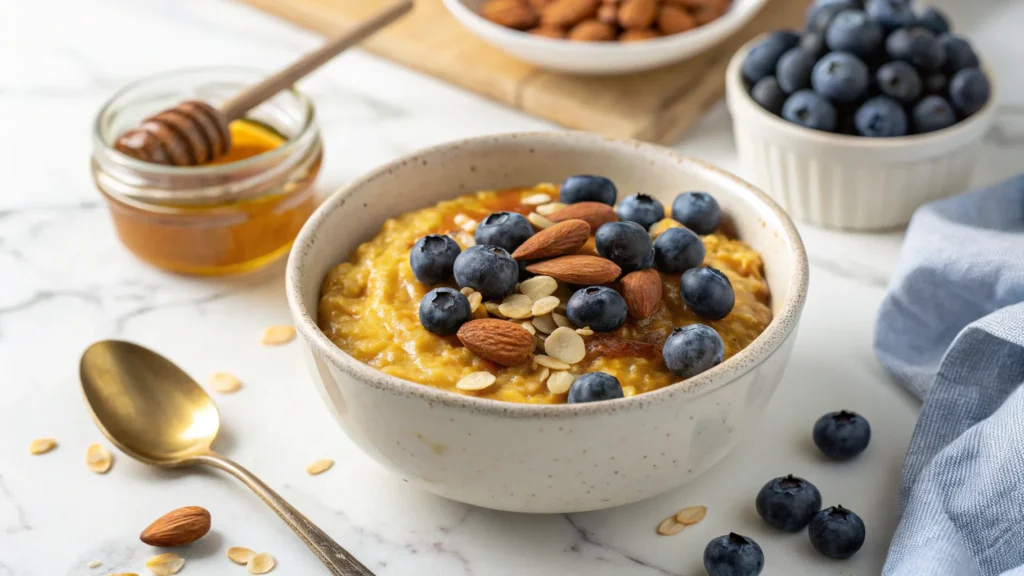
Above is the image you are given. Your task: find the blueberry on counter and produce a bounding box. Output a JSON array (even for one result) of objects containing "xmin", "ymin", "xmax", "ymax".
[
  {"xmin": 418, "ymin": 288, "xmax": 471, "ymax": 336},
  {"xmin": 681, "ymin": 266, "xmax": 735, "ymax": 320},
  {"xmin": 886, "ymin": 28, "xmax": 946, "ymax": 73},
  {"xmin": 474, "ymin": 211, "xmax": 534, "ymax": 253},
  {"xmin": 566, "ymin": 286, "xmax": 628, "ymax": 333},
  {"xmin": 742, "ymin": 31, "xmax": 801, "ymax": 85},
  {"xmin": 595, "ymin": 221, "xmax": 655, "ymax": 274},
  {"xmin": 811, "ymin": 52, "xmax": 870, "ymax": 103},
  {"xmin": 875, "ymin": 61, "xmax": 922, "ymax": 105},
  {"xmin": 813, "ymin": 410, "xmax": 871, "ymax": 460},
  {"xmin": 559, "ymin": 174, "xmax": 617, "ymax": 206},
  {"xmin": 755, "ymin": 474, "xmax": 823, "ymax": 532},
  {"xmin": 653, "ymin": 227, "xmax": 705, "ymax": 274},
  {"xmin": 453, "ymin": 245, "xmax": 519, "ymax": 300},
  {"xmin": 809, "ymin": 506, "xmax": 866, "ymax": 559},
  {"xmin": 824, "ymin": 10, "xmax": 883, "ymax": 58},
  {"xmin": 671, "ymin": 191, "xmax": 721, "ymax": 235},
  {"xmin": 938, "ymin": 34, "xmax": 980, "ymax": 74},
  {"xmin": 615, "ymin": 194, "xmax": 665, "ymax": 230},
  {"xmin": 805, "ymin": 0, "xmax": 858, "ymax": 35},
  {"xmin": 911, "ymin": 95, "xmax": 957, "ymax": 133},
  {"xmin": 410, "ymin": 234, "xmax": 461, "ymax": 285},
  {"xmin": 703, "ymin": 533, "xmax": 764, "ymax": 576},
  {"xmin": 864, "ymin": 0, "xmax": 915, "ymax": 31},
  {"xmin": 750, "ymin": 77, "xmax": 787, "ymax": 116},
  {"xmin": 776, "ymin": 48, "xmax": 816, "ymax": 93},
  {"xmin": 917, "ymin": 6, "xmax": 950, "ymax": 36},
  {"xmin": 854, "ymin": 96, "xmax": 908, "ymax": 137},
  {"xmin": 567, "ymin": 372, "xmax": 624, "ymax": 403},
  {"xmin": 781, "ymin": 90, "xmax": 838, "ymax": 132},
  {"xmin": 662, "ymin": 324, "xmax": 725, "ymax": 379},
  {"xmin": 949, "ymin": 68, "xmax": 991, "ymax": 116}
]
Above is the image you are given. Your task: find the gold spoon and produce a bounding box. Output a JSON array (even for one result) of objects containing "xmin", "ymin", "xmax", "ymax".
[{"xmin": 80, "ymin": 340, "xmax": 374, "ymax": 576}]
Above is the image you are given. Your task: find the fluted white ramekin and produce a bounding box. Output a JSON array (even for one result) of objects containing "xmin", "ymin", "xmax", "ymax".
[{"xmin": 726, "ymin": 39, "xmax": 998, "ymax": 230}]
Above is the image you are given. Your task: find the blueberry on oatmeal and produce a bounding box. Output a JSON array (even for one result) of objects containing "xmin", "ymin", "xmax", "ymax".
[
  {"xmin": 595, "ymin": 221, "xmax": 655, "ymax": 274},
  {"xmin": 453, "ymin": 245, "xmax": 519, "ymax": 300},
  {"xmin": 566, "ymin": 286, "xmax": 628, "ymax": 333},
  {"xmin": 567, "ymin": 372, "xmax": 624, "ymax": 403},
  {"xmin": 662, "ymin": 324, "xmax": 725, "ymax": 379},
  {"xmin": 418, "ymin": 288, "xmax": 472, "ymax": 336},
  {"xmin": 615, "ymin": 194, "xmax": 665, "ymax": 230},
  {"xmin": 671, "ymin": 191, "xmax": 721, "ymax": 235},
  {"xmin": 559, "ymin": 175, "xmax": 617, "ymax": 206},
  {"xmin": 410, "ymin": 234, "xmax": 461, "ymax": 285},
  {"xmin": 474, "ymin": 211, "xmax": 534, "ymax": 252},
  {"xmin": 681, "ymin": 266, "xmax": 735, "ymax": 320}
]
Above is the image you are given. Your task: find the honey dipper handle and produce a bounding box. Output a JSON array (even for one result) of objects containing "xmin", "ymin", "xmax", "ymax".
[{"xmin": 219, "ymin": 0, "xmax": 414, "ymax": 121}]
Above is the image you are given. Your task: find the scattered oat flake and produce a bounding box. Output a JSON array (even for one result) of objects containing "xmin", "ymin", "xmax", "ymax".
[
  {"xmin": 536, "ymin": 202, "xmax": 567, "ymax": 216},
  {"xmin": 260, "ymin": 325, "xmax": 295, "ymax": 346},
  {"xmin": 552, "ymin": 312, "xmax": 571, "ymax": 328},
  {"xmin": 86, "ymin": 444, "xmax": 113, "ymax": 474},
  {"xmin": 545, "ymin": 327, "xmax": 586, "ymax": 364},
  {"xmin": 546, "ymin": 371, "xmax": 575, "ymax": 394},
  {"xmin": 467, "ymin": 291, "xmax": 483, "ymax": 312},
  {"xmin": 532, "ymin": 314, "xmax": 557, "ymax": 334},
  {"xmin": 520, "ymin": 276, "xmax": 558, "ymax": 300},
  {"xmin": 209, "ymin": 372, "xmax": 242, "ymax": 394},
  {"xmin": 527, "ymin": 212, "xmax": 554, "ymax": 230},
  {"xmin": 29, "ymin": 437, "xmax": 57, "ymax": 455},
  {"xmin": 227, "ymin": 547, "xmax": 257, "ymax": 565},
  {"xmin": 534, "ymin": 354, "xmax": 571, "ymax": 370},
  {"xmin": 531, "ymin": 296, "xmax": 560, "ymax": 316},
  {"xmin": 87, "ymin": 560, "xmax": 101, "ymax": 569},
  {"xmin": 498, "ymin": 294, "xmax": 533, "ymax": 319},
  {"xmin": 247, "ymin": 552, "xmax": 276, "ymax": 574},
  {"xmin": 676, "ymin": 505, "xmax": 707, "ymax": 525},
  {"xmin": 145, "ymin": 552, "xmax": 184, "ymax": 575},
  {"xmin": 522, "ymin": 193, "xmax": 552, "ymax": 205},
  {"xmin": 306, "ymin": 458, "xmax": 335, "ymax": 475},
  {"xmin": 576, "ymin": 327, "xmax": 594, "ymax": 337},
  {"xmin": 456, "ymin": 371, "xmax": 497, "ymax": 391},
  {"xmin": 657, "ymin": 516, "xmax": 685, "ymax": 536}
]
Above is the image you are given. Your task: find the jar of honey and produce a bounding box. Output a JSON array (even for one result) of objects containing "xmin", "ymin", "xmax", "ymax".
[{"xmin": 92, "ymin": 68, "xmax": 323, "ymax": 275}]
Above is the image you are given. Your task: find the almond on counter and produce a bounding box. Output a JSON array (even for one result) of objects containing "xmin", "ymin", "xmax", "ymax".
[{"xmin": 140, "ymin": 506, "xmax": 212, "ymax": 547}]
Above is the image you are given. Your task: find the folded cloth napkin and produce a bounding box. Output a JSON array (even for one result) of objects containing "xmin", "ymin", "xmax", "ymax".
[{"xmin": 874, "ymin": 175, "xmax": 1024, "ymax": 576}]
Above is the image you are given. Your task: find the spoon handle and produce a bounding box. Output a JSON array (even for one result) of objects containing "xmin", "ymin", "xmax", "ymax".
[{"xmin": 196, "ymin": 452, "xmax": 375, "ymax": 576}]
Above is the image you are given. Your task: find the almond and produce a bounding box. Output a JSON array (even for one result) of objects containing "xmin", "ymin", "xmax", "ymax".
[
  {"xmin": 657, "ymin": 4, "xmax": 695, "ymax": 35},
  {"xmin": 526, "ymin": 255, "xmax": 621, "ymax": 285},
  {"xmin": 528, "ymin": 0, "xmax": 556, "ymax": 9},
  {"xmin": 567, "ymin": 19, "xmax": 616, "ymax": 41},
  {"xmin": 529, "ymin": 25, "xmax": 567, "ymax": 38},
  {"xmin": 620, "ymin": 29, "xmax": 661, "ymax": 42},
  {"xmin": 620, "ymin": 268, "xmax": 662, "ymax": 320},
  {"xmin": 482, "ymin": 0, "xmax": 539, "ymax": 30},
  {"xmin": 457, "ymin": 319, "xmax": 535, "ymax": 366},
  {"xmin": 597, "ymin": 3, "xmax": 618, "ymax": 24},
  {"xmin": 617, "ymin": 0, "xmax": 657, "ymax": 29},
  {"xmin": 548, "ymin": 202, "xmax": 619, "ymax": 231},
  {"xmin": 541, "ymin": 0, "xmax": 600, "ymax": 27},
  {"xmin": 513, "ymin": 219, "xmax": 590, "ymax": 260},
  {"xmin": 140, "ymin": 506, "xmax": 211, "ymax": 547}
]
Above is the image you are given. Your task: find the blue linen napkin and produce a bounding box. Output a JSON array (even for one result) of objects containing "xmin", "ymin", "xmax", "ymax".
[{"xmin": 873, "ymin": 175, "xmax": 1024, "ymax": 576}]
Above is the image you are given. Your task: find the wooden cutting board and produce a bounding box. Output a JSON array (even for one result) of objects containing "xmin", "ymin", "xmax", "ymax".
[{"xmin": 237, "ymin": 0, "xmax": 805, "ymax": 144}]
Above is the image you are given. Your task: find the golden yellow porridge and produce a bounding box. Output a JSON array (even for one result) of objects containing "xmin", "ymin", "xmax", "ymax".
[{"xmin": 318, "ymin": 183, "xmax": 772, "ymax": 404}]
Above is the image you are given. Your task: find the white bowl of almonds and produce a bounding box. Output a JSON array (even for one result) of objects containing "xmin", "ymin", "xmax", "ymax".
[
  {"xmin": 443, "ymin": 0, "xmax": 768, "ymax": 74},
  {"xmin": 286, "ymin": 131, "xmax": 807, "ymax": 512}
]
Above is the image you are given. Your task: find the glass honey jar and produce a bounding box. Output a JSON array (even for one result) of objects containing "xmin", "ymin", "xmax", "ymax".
[{"xmin": 92, "ymin": 68, "xmax": 323, "ymax": 276}]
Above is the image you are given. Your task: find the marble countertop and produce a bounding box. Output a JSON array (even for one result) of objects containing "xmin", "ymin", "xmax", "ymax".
[{"xmin": 3, "ymin": 0, "xmax": 1023, "ymax": 574}]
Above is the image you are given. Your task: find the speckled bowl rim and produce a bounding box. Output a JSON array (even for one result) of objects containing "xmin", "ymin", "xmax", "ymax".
[{"xmin": 286, "ymin": 132, "xmax": 809, "ymax": 419}]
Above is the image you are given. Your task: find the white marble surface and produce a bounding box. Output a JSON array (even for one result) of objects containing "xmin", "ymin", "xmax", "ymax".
[{"xmin": 2, "ymin": 1, "xmax": 1023, "ymax": 575}]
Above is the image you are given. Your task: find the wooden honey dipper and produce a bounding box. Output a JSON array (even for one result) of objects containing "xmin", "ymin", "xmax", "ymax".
[{"xmin": 115, "ymin": 0, "xmax": 413, "ymax": 166}]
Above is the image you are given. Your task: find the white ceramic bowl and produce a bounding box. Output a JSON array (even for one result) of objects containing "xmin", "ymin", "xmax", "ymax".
[
  {"xmin": 443, "ymin": 0, "xmax": 768, "ymax": 75},
  {"xmin": 726, "ymin": 39, "xmax": 998, "ymax": 230},
  {"xmin": 286, "ymin": 132, "xmax": 808, "ymax": 513}
]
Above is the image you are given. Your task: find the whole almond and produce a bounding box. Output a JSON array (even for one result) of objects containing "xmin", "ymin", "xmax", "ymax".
[
  {"xmin": 530, "ymin": 24, "xmax": 567, "ymax": 38},
  {"xmin": 541, "ymin": 0, "xmax": 600, "ymax": 27},
  {"xmin": 513, "ymin": 219, "xmax": 590, "ymax": 260},
  {"xmin": 548, "ymin": 202, "xmax": 619, "ymax": 231},
  {"xmin": 618, "ymin": 0, "xmax": 657, "ymax": 29},
  {"xmin": 568, "ymin": 19, "xmax": 616, "ymax": 41},
  {"xmin": 528, "ymin": 0, "xmax": 556, "ymax": 8},
  {"xmin": 658, "ymin": 4, "xmax": 695, "ymax": 35},
  {"xmin": 526, "ymin": 255, "xmax": 621, "ymax": 285},
  {"xmin": 597, "ymin": 4, "xmax": 618, "ymax": 24},
  {"xmin": 458, "ymin": 319, "xmax": 535, "ymax": 366},
  {"xmin": 620, "ymin": 268, "xmax": 662, "ymax": 320},
  {"xmin": 620, "ymin": 29, "xmax": 661, "ymax": 42},
  {"xmin": 140, "ymin": 506, "xmax": 211, "ymax": 547},
  {"xmin": 482, "ymin": 0, "xmax": 539, "ymax": 30}
]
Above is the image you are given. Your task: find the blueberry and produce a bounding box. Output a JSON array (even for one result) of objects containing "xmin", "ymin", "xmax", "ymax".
[
  {"xmin": 671, "ymin": 191, "xmax": 721, "ymax": 235},
  {"xmin": 923, "ymin": 72, "xmax": 948, "ymax": 96},
  {"xmin": 595, "ymin": 221, "xmax": 654, "ymax": 274},
  {"xmin": 799, "ymin": 32, "xmax": 828, "ymax": 59},
  {"xmin": 453, "ymin": 245, "xmax": 518, "ymax": 300},
  {"xmin": 782, "ymin": 90, "xmax": 838, "ymax": 132},
  {"xmin": 805, "ymin": 0, "xmax": 858, "ymax": 35},
  {"xmin": 742, "ymin": 31, "xmax": 801, "ymax": 85},
  {"xmin": 410, "ymin": 234, "xmax": 461, "ymax": 285},
  {"xmin": 703, "ymin": 533, "xmax": 764, "ymax": 576},
  {"xmin": 418, "ymin": 288, "xmax": 471, "ymax": 336},
  {"xmin": 938, "ymin": 34, "xmax": 980, "ymax": 74},
  {"xmin": 776, "ymin": 48, "xmax": 816, "ymax": 93},
  {"xmin": 567, "ymin": 372, "xmax": 624, "ymax": 403},
  {"xmin": 615, "ymin": 194, "xmax": 665, "ymax": 230},
  {"xmin": 911, "ymin": 95, "xmax": 957, "ymax": 133},
  {"xmin": 886, "ymin": 28, "xmax": 945, "ymax": 73},
  {"xmin": 750, "ymin": 76, "xmax": 787, "ymax": 115},
  {"xmin": 654, "ymin": 227, "xmax": 705, "ymax": 274},
  {"xmin": 813, "ymin": 410, "xmax": 871, "ymax": 460},
  {"xmin": 811, "ymin": 52, "xmax": 870, "ymax": 103},
  {"xmin": 917, "ymin": 7, "xmax": 950, "ymax": 36},
  {"xmin": 864, "ymin": 0, "xmax": 915, "ymax": 31},
  {"xmin": 809, "ymin": 506, "xmax": 866, "ymax": 559},
  {"xmin": 566, "ymin": 286, "xmax": 628, "ymax": 333},
  {"xmin": 824, "ymin": 10, "xmax": 883, "ymax": 58},
  {"xmin": 559, "ymin": 175, "xmax": 617, "ymax": 206},
  {"xmin": 662, "ymin": 324, "xmax": 724, "ymax": 378},
  {"xmin": 474, "ymin": 211, "xmax": 534, "ymax": 253},
  {"xmin": 755, "ymin": 474, "xmax": 823, "ymax": 532},
  {"xmin": 949, "ymin": 68, "xmax": 991, "ymax": 116},
  {"xmin": 854, "ymin": 96, "xmax": 908, "ymax": 137},
  {"xmin": 681, "ymin": 266, "xmax": 735, "ymax": 320},
  {"xmin": 875, "ymin": 61, "xmax": 921, "ymax": 104}
]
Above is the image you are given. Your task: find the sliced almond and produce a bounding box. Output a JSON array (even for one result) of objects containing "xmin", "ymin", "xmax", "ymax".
[
  {"xmin": 548, "ymin": 201, "xmax": 618, "ymax": 231},
  {"xmin": 209, "ymin": 372, "xmax": 242, "ymax": 394},
  {"xmin": 522, "ymin": 193, "xmax": 552, "ymax": 205},
  {"xmin": 526, "ymin": 255, "xmax": 621, "ymax": 285},
  {"xmin": 534, "ymin": 354, "xmax": 571, "ymax": 370},
  {"xmin": 467, "ymin": 291, "xmax": 483, "ymax": 313},
  {"xmin": 552, "ymin": 312, "xmax": 572, "ymax": 328},
  {"xmin": 227, "ymin": 547, "xmax": 257, "ymax": 565},
  {"xmin": 536, "ymin": 202, "xmax": 568, "ymax": 216},
  {"xmin": 247, "ymin": 552, "xmax": 276, "ymax": 574},
  {"xmin": 531, "ymin": 296, "xmax": 560, "ymax": 316},
  {"xmin": 527, "ymin": 212, "xmax": 555, "ymax": 230},
  {"xmin": 546, "ymin": 371, "xmax": 576, "ymax": 394},
  {"xmin": 29, "ymin": 437, "xmax": 57, "ymax": 455},
  {"xmin": 260, "ymin": 325, "xmax": 295, "ymax": 346},
  {"xmin": 87, "ymin": 560, "xmax": 101, "ymax": 569},
  {"xmin": 86, "ymin": 444, "xmax": 113, "ymax": 474},
  {"xmin": 536, "ymin": 367, "xmax": 551, "ymax": 383},
  {"xmin": 306, "ymin": 459, "xmax": 335, "ymax": 475},
  {"xmin": 545, "ymin": 327, "xmax": 586, "ymax": 364},
  {"xmin": 657, "ymin": 516, "xmax": 685, "ymax": 536},
  {"xmin": 576, "ymin": 327, "xmax": 594, "ymax": 336},
  {"xmin": 514, "ymin": 219, "xmax": 590, "ymax": 261},
  {"xmin": 460, "ymin": 287, "xmax": 475, "ymax": 296},
  {"xmin": 533, "ymin": 334, "xmax": 547, "ymax": 352},
  {"xmin": 620, "ymin": 268, "xmax": 663, "ymax": 320},
  {"xmin": 107, "ymin": 573, "xmax": 139, "ymax": 576},
  {"xmin": 498, "ymin": 294, "xmax": 534, "ymax": 319},
  {"xmin": 458, "ymin": 319, "xmax": 535, "ymax": 366},
  {"xmin": 520, "ymin": 320, "xmax": 537, "ymax": 335},
  {"xmin": 676, "ymin": 505, "xmax": 707, "ymax": 525},
  {"xmin": 456, "ymin": 371, "xmax": 497, "ymax": 391},
  {"xmin": 145, "ymin": 553, "xmax": 184, "ymax": 576},
  {"xmin": 472, "ymin": 305, "xmax": 489, "ymax": 319},
  {"xmin": 532, "ymin": 314, "xmax": 558, "ymax": 334},
  {"xmin": 520, "ymin": 276, "xmax": 558, "ymax": 300},
  {"xmin": 484, "ymin": 302, "xmax": 506, "ymax": 319}
]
